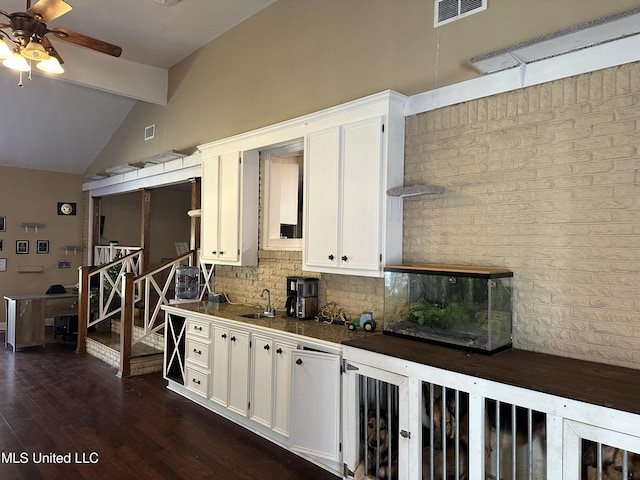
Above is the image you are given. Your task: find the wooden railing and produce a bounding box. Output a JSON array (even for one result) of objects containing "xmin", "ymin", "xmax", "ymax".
[
  {"xmin": 77, "ymin": 248, "xmax": 199, "ymax": 377},
  {"xmin": 118, "ymin": 250, "xmax": 197, "ymax": 377},
  {"xmin": 76, "ymin": 249, "xmax": 144, "ymax": 355},
  {"xmin": 94, "ymin": 243, "xmax": 143, "ymax": 266}
]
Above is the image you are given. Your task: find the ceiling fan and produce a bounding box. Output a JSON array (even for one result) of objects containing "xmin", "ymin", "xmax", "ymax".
[{"xmin": 0, "ymin": 0, "xmax": 122, "ymax": 85}]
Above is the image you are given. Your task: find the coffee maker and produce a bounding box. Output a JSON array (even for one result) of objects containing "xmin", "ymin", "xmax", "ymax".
[{"xmin": 285, "ymin": 276, "xmax": 319, "ymax": 320}]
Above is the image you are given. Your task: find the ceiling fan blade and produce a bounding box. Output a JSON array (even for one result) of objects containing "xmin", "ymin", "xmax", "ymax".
[
  {"xmin": 51, "ymin": 27, "xmax": 122, "ymax": 57},
  {"xmin": 42, "ymin": 35, "xmax": 63, "ymax": 64},
  {"xmin": 27, "ymin": 0, "xmax": 72, "ymax": 23}
]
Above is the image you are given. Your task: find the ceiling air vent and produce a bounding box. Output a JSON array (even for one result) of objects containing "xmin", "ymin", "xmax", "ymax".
[{"xmin": 435, "ymin": 0, "xmax": 486, "ymax": 27}]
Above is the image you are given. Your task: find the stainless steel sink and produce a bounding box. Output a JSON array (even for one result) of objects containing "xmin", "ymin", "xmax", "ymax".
[{"xmin": 239, "ymin": 313, "xmax": 269, "ymax": 319}]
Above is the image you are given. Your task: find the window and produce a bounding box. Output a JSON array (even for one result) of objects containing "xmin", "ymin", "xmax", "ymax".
[
  {"xmin": 434, "ymin": 0, "xmax": 486, "ymax": 27},
  {"xmin": 262, "ymin": 140, "xmax": 304, "ymax": 250}
]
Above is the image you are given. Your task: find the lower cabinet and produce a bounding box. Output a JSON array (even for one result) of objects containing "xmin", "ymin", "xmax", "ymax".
[
  {"xmin": 210, "ymin": 325, "xmax": 250, "ymax": 418},
  {"xmin": 290, "ymin": 349, "xmax": 342, "ymax": 463},
  {"xmin": 250, "ymin": 334, "xmax": 297, "ymax": 435},
  {"xmin": 163, "ymin": 310, "xmax": 343, "ymax": 475}
]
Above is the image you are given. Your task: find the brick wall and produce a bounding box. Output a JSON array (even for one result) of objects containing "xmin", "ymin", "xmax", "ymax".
[{"xmin": 404, "ymin": 63, "xmax": 640, "ymax": 368}]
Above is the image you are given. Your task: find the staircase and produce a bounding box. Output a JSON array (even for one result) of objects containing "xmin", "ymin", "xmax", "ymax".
[
  {"xmin": 78, "ymin": 248, "xmax": 200, "ymax": 377},
  {"xmin": 85, "ymin": 320, "xmax": 164, "ymax": 377}
]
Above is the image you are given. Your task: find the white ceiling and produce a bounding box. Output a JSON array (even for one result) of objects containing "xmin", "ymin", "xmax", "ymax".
[{"xmin": 0, "ymin": 0, "xmax": 276, "ymax": 174}]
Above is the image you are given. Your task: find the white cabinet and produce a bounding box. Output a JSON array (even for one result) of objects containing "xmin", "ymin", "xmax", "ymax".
[
  {"xmin": 184, "ymin": 318, "xmax": 211, "ymax": 398},
  {"xmin": 290, "ymin": 349, "xmax": 341, "ymax": 462},
  {"xmin": 210, "ymin": 325, "xmax": 250, "ymax": 418},
  {"xmin": 303, "ymin": 99, "xmax": 405, "ymax": 278},
  {"xmin": 162, "ymin": 304, "xmax": 345, "ymax": 477},
  {"xmin": 250, "ymin": 334, "xmax": 297, "ymax": 436},
  {"xmin": 272, "ymin": 340, "xmax": 296, "ymax": 437},
  {"xmin": 200, "ymin": 150, "xmax": 259, "ymax": 266}
]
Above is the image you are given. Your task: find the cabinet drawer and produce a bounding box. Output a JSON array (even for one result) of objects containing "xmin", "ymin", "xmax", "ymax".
[
  {"xmin": 186, "ymin": 338, "xmax": 210, "ymax": 367},
  {"xmin": 186, "ymin": 318, "xmax": 210, "ymax": 339},
  {"xmin": 185, "ymin": 365, "xmax": 209, "ymax": 398}
]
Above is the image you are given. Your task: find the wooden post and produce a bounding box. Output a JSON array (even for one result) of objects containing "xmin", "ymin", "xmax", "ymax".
[
  {"xmin": 76, "ymin": 266, "xmax": 91, "ymax": 354},
  {"xmin": 190, "ymin": 178, "xmax": 201, "ymax": 251},
  {"xmin": 141, "ymin": 189, "xmax": 151, "ymax": 273},
  {"xmin": 91, "ymin": 196, "xmax": 102, "ymax": 264},
  {"xmin": 118, "ymin": 272, "xmax": 134, "ymax": 378}
]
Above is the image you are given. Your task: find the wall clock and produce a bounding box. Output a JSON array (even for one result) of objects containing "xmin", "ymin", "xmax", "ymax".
[{"xmin": 57, "ymin": 202, "xmax": 76, "ymax": 216}]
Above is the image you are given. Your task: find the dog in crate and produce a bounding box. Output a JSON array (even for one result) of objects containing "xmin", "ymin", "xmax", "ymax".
[
  {"xmin": 485, "ymin": 400, "xmax": 546, "ymax": 453},
  {"xmin": 582, "ymin": 440, "xmax": 640, "ymax": 480},
  {"xmin": 421, "ymin": 443, "xmax": 469, "ymax": 480},
  {"xmin": 353, "ymin": 408, "xmax": 397, "ymax": 480},
  {"xmin": 422, "ymin": 384, "xmax": 469, "ymax": 450}
]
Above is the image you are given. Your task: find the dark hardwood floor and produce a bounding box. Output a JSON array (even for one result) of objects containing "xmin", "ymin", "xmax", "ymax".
[{"xmin": 0, "ymin": 330, "xmax": 338, "ymax": 480}]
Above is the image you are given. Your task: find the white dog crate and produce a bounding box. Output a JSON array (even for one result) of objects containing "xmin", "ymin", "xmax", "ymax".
[{"xmin": 342, "ymin": 336, "xmax": 640, "ymax": 480}]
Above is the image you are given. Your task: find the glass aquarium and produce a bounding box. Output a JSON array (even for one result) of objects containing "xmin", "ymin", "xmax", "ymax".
[{"xmin": 383, "ymin": 265, "xmax": 513, "ymax": 353}]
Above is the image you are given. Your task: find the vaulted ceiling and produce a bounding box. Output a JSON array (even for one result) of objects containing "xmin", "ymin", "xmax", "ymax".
[{"xmin": 0, "ymin": 0, "xmax": 276, "ymax": 174}]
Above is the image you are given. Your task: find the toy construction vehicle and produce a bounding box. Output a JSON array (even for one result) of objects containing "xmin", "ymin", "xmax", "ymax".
[{"xmin": 347, "ymin": 312, "xmax": 376, "ymax": 332}]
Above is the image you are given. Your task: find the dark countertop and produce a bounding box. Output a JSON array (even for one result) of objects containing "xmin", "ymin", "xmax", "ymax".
[
  {"xmin": 343, "ymin": 334, "xmax": 640, "ymax": 416},
  {"xmin": 163, "ymin": 301, "xmax": 376, "ymax": 347}
]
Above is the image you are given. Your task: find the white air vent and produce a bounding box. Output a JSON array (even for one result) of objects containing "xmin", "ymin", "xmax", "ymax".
[
  {"xmin": 144, "ymin": 124, "xmax": 155, "ymax": 141},
  {"xmin": 434, "ymin": 0, "xmax": 486, "ymax": 27}
]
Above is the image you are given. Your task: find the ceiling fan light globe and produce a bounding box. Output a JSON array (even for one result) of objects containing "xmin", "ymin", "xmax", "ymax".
[
  {"xmin": 0, "ymin": 39, "xmax": 12, "ymax": 59},
  {"xmin": 37, "ymin": 57, "xmax": 64, "ymax": 74},
  {"xmin": 2, "ymin": 51, "xmax": 31, "ymax": 72},
  {"xmin": 21, "ymin": 41, "xmax": 51, "ymax": 62}
]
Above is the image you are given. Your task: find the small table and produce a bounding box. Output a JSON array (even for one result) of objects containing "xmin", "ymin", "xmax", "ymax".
[{"xmin": 4, "ymin": 293, "xmax": 78, "ymax": 351}]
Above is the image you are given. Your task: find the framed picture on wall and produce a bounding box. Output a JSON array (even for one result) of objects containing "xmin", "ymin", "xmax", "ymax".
[
  {"xmin": 16, "ymin": 240, "xmax": 28, "ymax": 254},
  {"xmin": 0, "ymin": 216, "xmax": 5, "ymax": 232},
  {"xmin": 0, "ymin": 258, "xmax": 6, "ymax": 272},
  {"xmin": 37, "ymin": 240, "xmax": 49, "ymax": 254},
  {"xmin": 0, "ymin": 239, "xmax": 3, "ymax": 251}
]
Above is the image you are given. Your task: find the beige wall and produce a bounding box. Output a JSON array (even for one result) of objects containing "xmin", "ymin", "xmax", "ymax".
[
  {"xmin": 98, "ymin": 186, "xmax": 192, "ymax": 266},
  {"xmin": 85, "ymin": 0, "xmax": 638, "ymax": 176},
  {"xmin": 0, "ymin": 166, "xmax": 83, "ymax": 325}
]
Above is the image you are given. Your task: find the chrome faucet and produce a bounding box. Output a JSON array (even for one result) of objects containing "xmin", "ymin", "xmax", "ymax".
[{"xmin": 260, "ymin": 288, "xmax": 275, "ymax": 317}]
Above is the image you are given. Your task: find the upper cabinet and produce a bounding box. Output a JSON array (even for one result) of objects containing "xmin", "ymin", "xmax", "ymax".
[
  {"xmin": 200, "ymin": 151, "xmax": 259, "ymax": 266},
  {"xmin": 303, "ymin": 94, "xmax": 406, "ymax": 277},
  {"xmin": 197, "ymin": 90, "xmax": 407, "ymax": 274}
]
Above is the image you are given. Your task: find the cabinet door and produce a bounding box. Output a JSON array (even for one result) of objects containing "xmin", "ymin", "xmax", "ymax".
[
  {"xmin": 273, "ymin": 341, "xmax": 296, "ymax": 437},
  {"xmin": 340, "ymin": 117, "xmax": 383, "ymax": 272},
  {"xmin": 290, "ymin": 350, "xmax": 341, "ymax": 462},
  {"xmin": 217, "ymin": 152, "xmax": 241, "ymax": 263},
  {"xmin": 201, "ymin": 156, "xmax": 221, "ymax": 260},
  {"xmin": 164, "ymin": 314, "xmax": 186, "ymax": 384},
  {"xmin": 250, "ymin": 334, "xmax": 273, "ymax": 428},
  {"xmin": 210, "ymin": 326, "xmax": 230, "ymax": 406},
  {"xmin": 227, "ymin": 330, "xmax": 250, "ymax": 417},
  {"xmin": 304, "ymin": 127, "xmax": 340, "ymax": 269}
]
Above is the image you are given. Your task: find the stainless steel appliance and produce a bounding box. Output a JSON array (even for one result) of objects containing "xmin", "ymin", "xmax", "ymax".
[{"xmin": 285, "ymin": 276, "xmax": 318, "ymax": 319}]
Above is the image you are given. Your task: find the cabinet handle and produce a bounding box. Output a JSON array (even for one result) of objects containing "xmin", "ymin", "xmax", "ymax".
[
  {"xmin": 193, "ymin": 348, "xmax": 202, "ymax": 355},
  {"xmin": 192, "ymin": 378, "xmax": 201, "ymax": 385},
  {"xmin": 231, "ymin": 336, "xmax": 236, "ymax": 342},
  {"xmin": 221, "ymin": 333, "xmax": 227, "ymax": 339},
  {"xmin": 341, "ymin": 255, "xmax": 348, "ymax": 262},
  {"xmin": 219, "ymin": 251, "xmax": 225, "ymax": 255},
  {"xmin": 194, "ymin": 325, "xmax": 202, "ymax": 331},
  {"xmin": 264, "ymin": 344, "xmax": 270, "ymax": 351},
  {"xmin": 212, "ymin": 251, "xmax": 217, "ymax": 254},
  {"xmin": 276, "ymin": 348, "xmax": 282, "ymax": 354},
  {"xmin": 296, "ymin": 358, "xmax": 303, "ymax": 366},
  {"xmin": 328, "ymin": 254, "xmax": 334, "ymax": 260}
]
